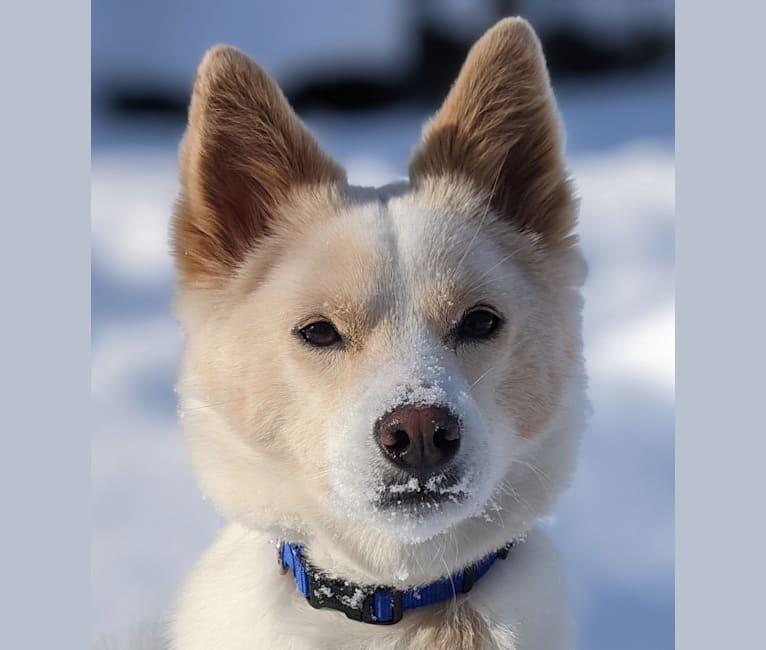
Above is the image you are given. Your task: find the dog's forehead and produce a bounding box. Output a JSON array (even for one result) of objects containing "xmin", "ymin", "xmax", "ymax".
[
  {"xmin": 341, "ymin": 189, "xmax": 496, "ymax": 292},
  {"xmin": 269, "ymin": 183, "xmax": 515, "ymax": 330},
  {"xmin": 400, "ymin": 188, "xmax": 511, "ymax": 283},
  {"xmin": 293, "ymin": 187, "xmax": 509, "ymax": 316}
]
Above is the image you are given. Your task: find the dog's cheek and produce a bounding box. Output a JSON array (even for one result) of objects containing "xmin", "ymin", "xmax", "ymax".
[
  {"xmin": 182, "ymin": 307, "xmax": 297, "ymax": 463},
  {"xmin": 496, "ymin": 308, "xmax": 575, "ymax": 442},
  {"xmin": 267, "ymin": 352, "xmax": 369, "ymax": 500}
]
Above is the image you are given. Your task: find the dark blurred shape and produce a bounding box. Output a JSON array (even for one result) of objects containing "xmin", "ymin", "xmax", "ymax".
[
  {"xmin": 107, "ymin": 86, "xmax": 189, "ymax": 118},
  {"xmin": 545, "ymin": 28, "xmax": 672, "ymax": 77},
  {"xmin": 404, "ymin": 20, "xmax": 473, "ymax": 105},
  {"xmin": 287, "ymin": 76, "xmax": 407, "ymax": 112},
  {"xmin": 287, "ymin": 20, "xmax": 470, "ymax": 112},
  {"xmin": 97, "ymin": 3, "xmax": 673, "ymax": 120}
]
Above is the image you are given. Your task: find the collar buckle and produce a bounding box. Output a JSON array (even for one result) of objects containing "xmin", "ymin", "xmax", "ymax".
[
  {"xmin": 305, "ymin": 570, "xmax": 404, "ymax": 625},
  {"xmin": 362, "ymin": 589, "xmax": 403, "ymax": 625}
]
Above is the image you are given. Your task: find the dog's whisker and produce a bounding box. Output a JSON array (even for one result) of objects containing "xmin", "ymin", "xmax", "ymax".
[
  {"xmin": 492, "ymin": 498, "xmax": 507, "ymax": 528},
  {"xmin": 454, "ymin": 143, "xmax": 512, "ymax": 275},
  {"xmin": 410, "ymin": 543, "xmax": 428, "ymax": 580},
  {"xmin": 439, "ymin": 553, "xmax": 459, "ymax": 618},
  {"xmin": 452, "ymin": 529, "xmax": 460, "ymax": 576},
  {"xmin": 178, "ymin": 396, "xmax": 250, "ymax": 413},
  {"xmin": 494, "ymin": 478, "xmax": 535, "ymax": 515},
  {"xmin": 461, "ymin": 268, "xmax": 516, "ymax": 297},
  {"xmin": 460, "ymin": 253, "xmax": 515, "ymax": 294},
  {"xmin": 511, "ymin": 458, "xmax": 555, "ymax": 487},
  {"xmin": 470, "ymin": 367, "xmax": 496, "ymax": 390}
]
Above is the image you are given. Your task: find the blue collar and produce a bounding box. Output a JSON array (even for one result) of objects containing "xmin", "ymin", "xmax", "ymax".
[{"xmin": 278, "ymin": 540, "xmax": 515, "ymax": 625}]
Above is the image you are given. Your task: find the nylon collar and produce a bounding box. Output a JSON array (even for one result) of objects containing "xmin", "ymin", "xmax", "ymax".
[{"xmin": 278, "ymin": 540, "xmax": 515, "ymax": 625}]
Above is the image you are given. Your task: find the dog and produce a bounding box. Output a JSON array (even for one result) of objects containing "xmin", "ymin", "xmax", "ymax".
[{"xmin": 169, "ymin": 16, "xmax": 587, "ymax": 650}]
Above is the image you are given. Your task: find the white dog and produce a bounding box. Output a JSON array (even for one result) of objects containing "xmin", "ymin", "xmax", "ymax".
[{"xmin": 170, "ymin": 17, "xmax": 588, "ymax": 649}]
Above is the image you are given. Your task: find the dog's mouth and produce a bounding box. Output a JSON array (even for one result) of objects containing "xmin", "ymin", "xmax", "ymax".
[{"xmin": 374, "ymin": 470, "xmax": 470, "ymax": 511}]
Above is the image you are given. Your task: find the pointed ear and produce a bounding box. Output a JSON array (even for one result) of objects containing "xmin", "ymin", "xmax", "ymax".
[
  {"xmin": 173, "ymin": 46, "xmax": 346, "ymax": 287},
  {"xmin": 409, "ymin": 18, "xmax": 575, "ymax": 245}
]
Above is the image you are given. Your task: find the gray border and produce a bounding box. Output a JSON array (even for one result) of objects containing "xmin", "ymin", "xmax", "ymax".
[
  {"xmin": 7, "ymin": 0, "xmax": 766, "ymax": 647},
  {"xmin": 0, "ymin": 1, "xmax": 90, "ymax": 648},
  {"xmin": 677, "ymin": 1, "xmax": 766, "ymax": 649}
]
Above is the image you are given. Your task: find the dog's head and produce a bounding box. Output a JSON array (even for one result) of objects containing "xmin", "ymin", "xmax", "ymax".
[{"xmin": 172, "ymin": 18, "xmax": 587, "ymax": 578}]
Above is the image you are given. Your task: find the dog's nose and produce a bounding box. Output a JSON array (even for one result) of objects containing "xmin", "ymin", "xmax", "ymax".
[{"xmin": 374, "ymin": 405, "xmax": 461, "ymax": 474}]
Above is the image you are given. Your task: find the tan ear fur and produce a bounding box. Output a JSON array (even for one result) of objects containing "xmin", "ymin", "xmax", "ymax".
[
  {"xmin": 173, "ymin": 45, "xmax": 346, "ymax": 287},
  {"xmin": 409, "ymin": 18, "xmax": 575, "ymax": 245}
]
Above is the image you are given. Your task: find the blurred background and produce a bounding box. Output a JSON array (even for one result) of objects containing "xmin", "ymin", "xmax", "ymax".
[{"xmin": 92, "ymin": 1, "xmax": 674, "ymax": 648}]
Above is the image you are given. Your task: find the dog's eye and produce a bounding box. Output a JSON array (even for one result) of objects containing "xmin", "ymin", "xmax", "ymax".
[
  {"xmin": 299, "ymin": 321, "xmax": 342, "ymax": 348},
  {"xmin": 456, "ymin": 308, "xmax": 502, "ymax": 342}
]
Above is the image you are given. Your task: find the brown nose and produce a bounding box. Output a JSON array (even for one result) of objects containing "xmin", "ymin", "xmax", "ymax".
[{"xmin": 374, "ymin": 405, "xmax": 461, "ymax": 474}]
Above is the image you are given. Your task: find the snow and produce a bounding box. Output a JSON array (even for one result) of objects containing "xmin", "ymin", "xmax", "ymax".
[
  {"xmin": 338, "ymin": 587, "xmax": 367, "ymax": 611},
  {"xmin": 92, "ymin": 64, "xmax": 673, "ymax": 648},
  {"xmin": 387, "ymin": 478, "xmax": 421, "ymax": 494}
]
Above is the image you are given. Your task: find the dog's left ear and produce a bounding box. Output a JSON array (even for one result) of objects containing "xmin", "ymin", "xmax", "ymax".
[
  {"xmin": 409, "ymin": 18, "xmax": 575, "ymax": 245},
  {"xmin": 173, "ymin": 46, "xmax": 346, "ymax": 289}
]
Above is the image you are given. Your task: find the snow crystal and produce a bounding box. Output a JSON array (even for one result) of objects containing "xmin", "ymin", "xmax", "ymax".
[
  {"xmin": 337, "ymin": 587, "xmax": 366, "ymax": 610},
  {"xmin": 387, "ymin": 477, "xmax": 420, "ymax": 494}
]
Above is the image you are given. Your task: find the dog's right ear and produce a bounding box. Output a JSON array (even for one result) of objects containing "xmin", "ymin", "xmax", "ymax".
[
  {"xmin": 409, "ymin": 18, "xmax": 574, "ymax": 246},
  {"xmin": 173, "ymin": 46, "xmax": 346, "ymax": 288}
]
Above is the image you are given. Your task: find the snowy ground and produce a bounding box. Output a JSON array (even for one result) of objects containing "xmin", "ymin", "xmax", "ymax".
[{"xmin": 92, "ymin": 64, "xmax": 674, "ymax": 648}]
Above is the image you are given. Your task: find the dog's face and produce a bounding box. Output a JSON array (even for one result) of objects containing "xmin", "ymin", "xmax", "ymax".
[{"xmin": 173, "ymin": 18, "xmax": 587, "ymax": 569}]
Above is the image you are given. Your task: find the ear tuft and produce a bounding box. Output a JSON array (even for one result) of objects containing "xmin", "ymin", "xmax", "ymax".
[
  {"xmin": 409, "ymin": 18, "xmax": 575, "ymax": 245},
  {"xmin": 173, "ymin": 45, "xmax": 346, "ymax": 288}
]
